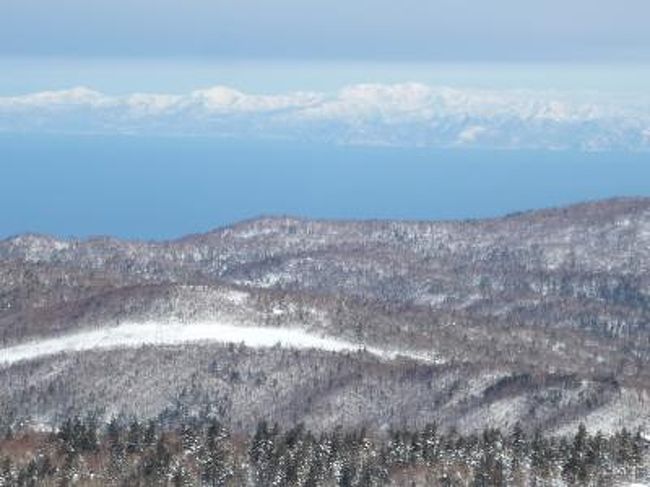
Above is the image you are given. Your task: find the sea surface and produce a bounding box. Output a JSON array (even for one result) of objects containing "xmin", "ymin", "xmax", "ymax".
[{"xmin": 1, "ymin": 133, "xmax": 648, "ymax": 240}]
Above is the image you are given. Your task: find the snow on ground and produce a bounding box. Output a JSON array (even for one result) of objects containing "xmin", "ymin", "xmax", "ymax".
[
  {"xmin": 0, "ymin": 321, "xmax": 438, "ymax": 367},
  {"xmin": 552, "ymin": 389, "xmax": 650, "ymax": 437},
  {"xmin": 222, "ymin": 289, "xmax": 249, "ymax": 305}
]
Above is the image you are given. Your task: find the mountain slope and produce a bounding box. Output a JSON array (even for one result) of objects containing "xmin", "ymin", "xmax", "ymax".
[{"xmin": 1, "ymin": 197, "xmax": 649, "ymax": 434}]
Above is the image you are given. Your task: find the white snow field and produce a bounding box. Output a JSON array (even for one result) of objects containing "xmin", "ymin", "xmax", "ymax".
[{"xmin": 0, "ymin": 321, "xmax": 436, "ymax": 366}]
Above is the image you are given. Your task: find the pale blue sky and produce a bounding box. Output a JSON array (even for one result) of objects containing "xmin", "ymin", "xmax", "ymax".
[
  {"xmin": 2, "ymin": 0, "xmax": 650, "ymax": 62},
  {"xmin": 3, "ymin": 59, "xmax": 650, "ymax": 95}
]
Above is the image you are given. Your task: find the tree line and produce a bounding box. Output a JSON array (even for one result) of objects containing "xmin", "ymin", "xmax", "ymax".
[{"xmin": 0, "ymin": 416, "xmax": 647, "ymax": 486}]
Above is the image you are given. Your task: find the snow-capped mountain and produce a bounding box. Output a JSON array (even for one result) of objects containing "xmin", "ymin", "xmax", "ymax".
[{"xmin": 2, "ymin": 84, "xmax": 650, "ymax": 151}]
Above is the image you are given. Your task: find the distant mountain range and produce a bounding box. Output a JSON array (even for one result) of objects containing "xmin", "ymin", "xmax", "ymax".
[
  {"xmin": 2, "ymin": 84, "xmax": 650, "ymax": 150},
  {"xmin": 1, "ymin": 197, "xmax": 649, "ymax": 435}
]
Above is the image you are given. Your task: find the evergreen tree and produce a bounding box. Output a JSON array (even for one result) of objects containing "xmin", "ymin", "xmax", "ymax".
[
  {"xmin": 250, "ymin": 420, "xmax": 279, "ymax": 485},
  {"xmin": 563, "ymin": 423, "xmax": 589, "ymax": 484},
  {"xmin": 141, "ymin": 434, "xmax": 172, "ymax": 483},
  {"xmin": 0, "ymin": 457, "xmax": 13, "ymax": 485},
  {"xmin": 126, "ymin": 419, "xmax": 144, "ymax": 454},
  {"xmin": 421, "ymin": 422, "xmax": 439, "ymax": 465},
  {"xmin": 201, "ymin": 419, "xmax": 232, "ymax": 486},
  {"xmin": 106, "ymin": 417, "xmax": 126, "ymax": 483}
]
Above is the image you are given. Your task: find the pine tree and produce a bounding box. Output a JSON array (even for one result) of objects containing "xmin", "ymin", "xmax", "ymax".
[
  {"xmin": 201, "ymin": 420, "xmax": 232, "ymax": 487},
  {"xmin": 585, "ymin": 431, "xmax": 606, "ymax": 482},
  {"xmin": 141, "ymin": 434, "xmax": 172, "ymax": 483},
  {"xmin": 181, "ymin": 422, "xmax": 199, "ymax": 454},
  {"xmin": 106, "ymin": 417, "xmax": 126, "ymax": 483},
  {"xmin": 144, "ymin": 419, "xmax": 158, "ymax": 447},
  {"xmin": 631, "ymin": 431, "xmax": 645, "ymax": 480},
  {"xmin": 472, "ymin": 428, "xmax": 505, "ymax": 487},
  {"xmin": 563, "ymin": 423, "xmax": 589, "ymax": 484},
  {"xmin": 126, "ymin": 419, "xmax": 143, "ymax": 454},
  {"xmin": 508, "ymin": 423, "xmax": 527, "ymax": 486},
  {"xmin": 0, "ymin": 457, "xmax": 13, "ymax": 485},
  {"xmin": 421, "ymin": 422, "xmax": 439, "ymax": 465},
  {"xmin": 250, "ymin": 420, "xmax": 279, "ymax": 485}
]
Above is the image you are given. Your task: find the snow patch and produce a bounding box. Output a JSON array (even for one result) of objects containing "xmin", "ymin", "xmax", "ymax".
[
  {"xmin": 221, "ymin": 289, "xmax": 249, "ymax": 305},
  {"xmin": 0, "ymin": 321, "xmax": 439, "ymax": 367}
]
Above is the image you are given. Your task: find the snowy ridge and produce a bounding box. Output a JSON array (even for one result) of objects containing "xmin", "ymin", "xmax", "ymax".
[
  {"xmin": 2, "ymin": 83, "xmax": 649, "ymax": 150},
  {"xmin": 0, "ymin": 321, "xmax": 438, "ymax": 367}
]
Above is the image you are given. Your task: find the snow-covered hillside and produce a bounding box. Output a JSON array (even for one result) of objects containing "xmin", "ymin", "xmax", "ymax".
[
  {"xmin": 1, "ymin": 198, "xmax": 650, "ymax": 436},
  {"xmin": 0, "ymin": 321, "xmax": 436, "ymax": 366}
]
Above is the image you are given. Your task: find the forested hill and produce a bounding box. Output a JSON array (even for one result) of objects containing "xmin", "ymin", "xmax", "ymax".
[{"xmin": 1, "ymin": 197, "xmax": 649, "ymax": 439}]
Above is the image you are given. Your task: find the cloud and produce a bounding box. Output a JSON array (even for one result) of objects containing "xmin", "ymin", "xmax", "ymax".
[{"xmin": 0, "ymin": 83, "xmax": 649, "ymax": 151}]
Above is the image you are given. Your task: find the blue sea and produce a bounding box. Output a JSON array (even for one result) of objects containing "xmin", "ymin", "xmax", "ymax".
[{"xmin": 1, "ymin": 134, "xmax": 648, "ymax": 240}]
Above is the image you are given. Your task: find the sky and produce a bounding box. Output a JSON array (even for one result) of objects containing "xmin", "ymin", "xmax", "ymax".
[
  {"xmin": 1, "ymin": 0, "xmax": 649, "ymax": 151},
  {"xmin": 0, "ymin": 1, "xmax": 648, "ymax": 237},
  {"xmin": 2, "ymin": 0, "xmax": 650, "ymax": 61}
]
